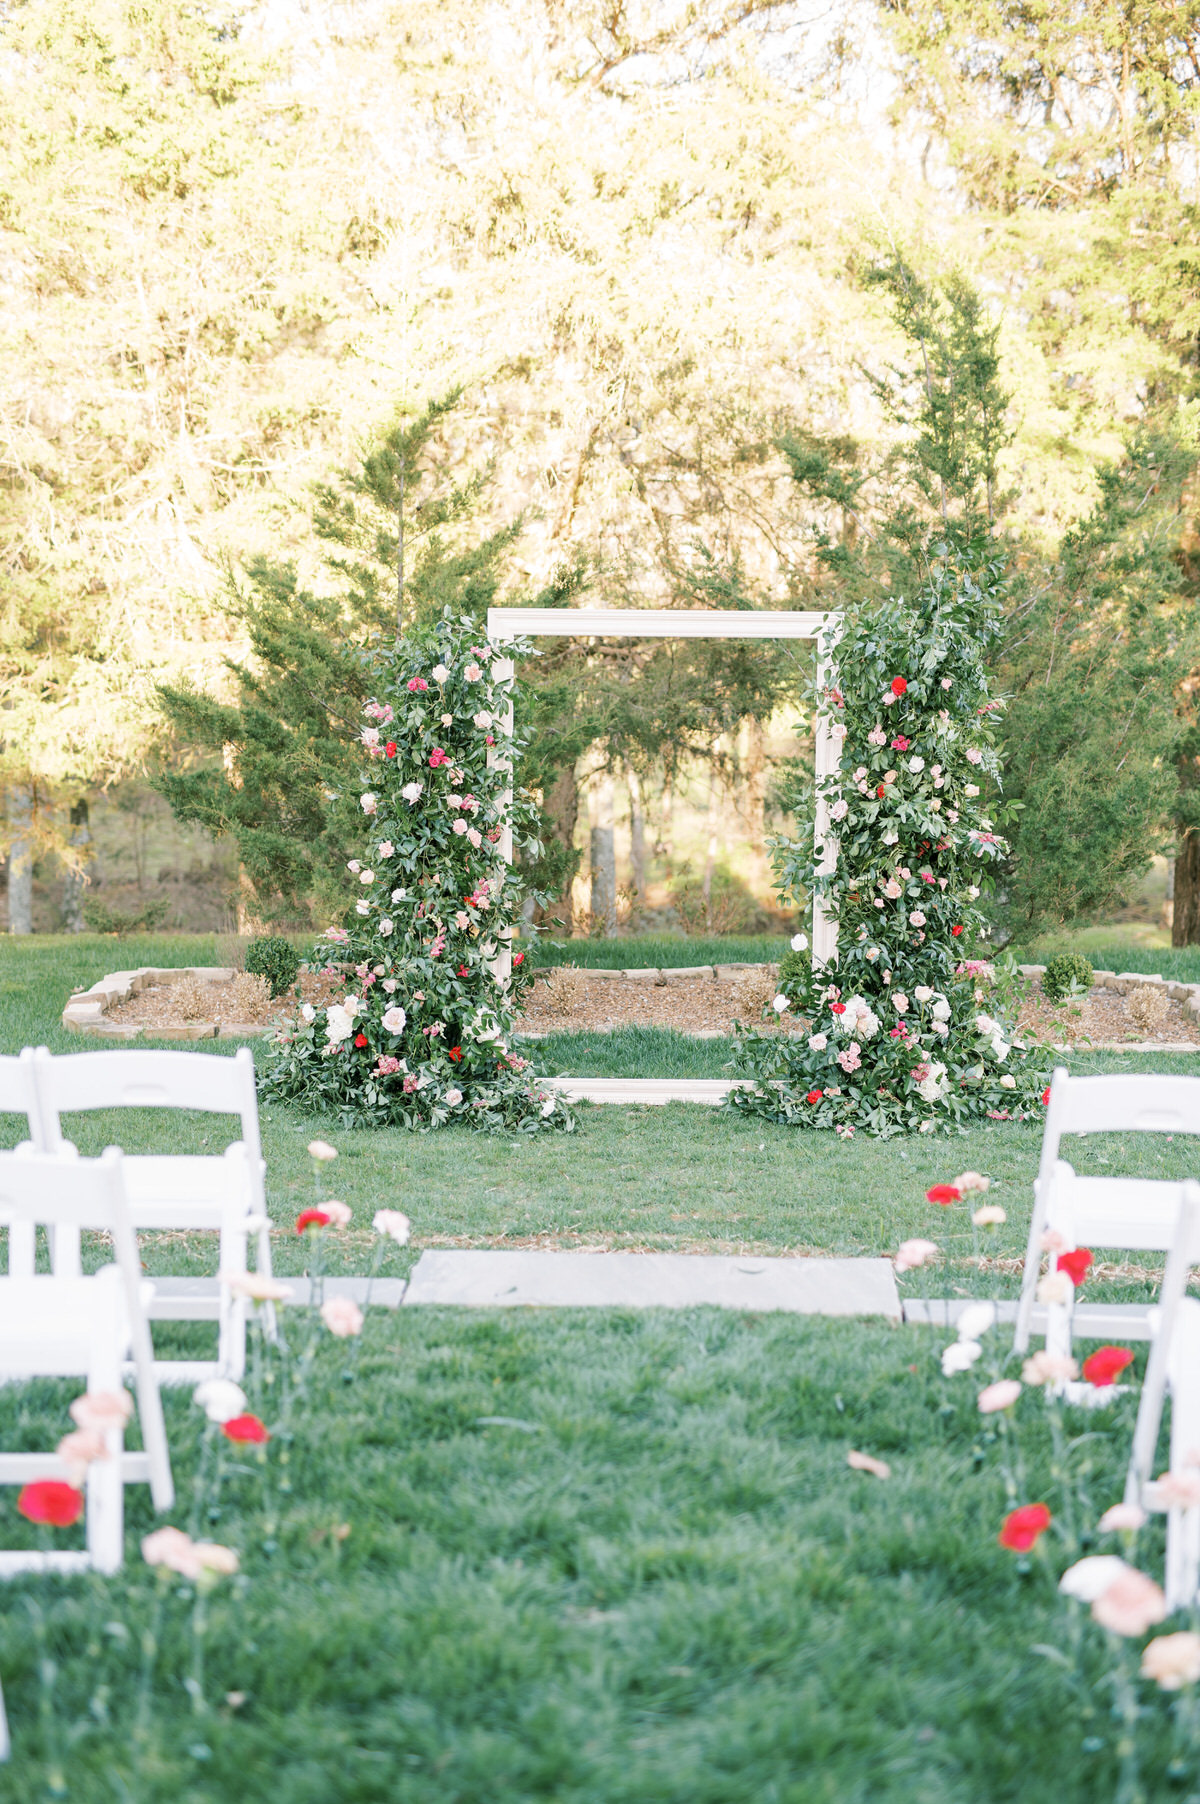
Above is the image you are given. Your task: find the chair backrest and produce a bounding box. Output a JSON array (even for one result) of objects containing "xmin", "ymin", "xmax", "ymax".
[
  {"xmin": 1045, "ymin": 1163, "xmax": 1190, "ymax": 1254},
  {"xmin": 1128, "ymin": 1183, "xmax": 1200, "ymax": 1496},
  {"xmin": 1036, "ymin": 1068, "xmax": 1200, "ymax": 1216},
  {"xmin": 32, "ymin": 1046, "xmax": 262, "ymax": 1162},
  {"xmin": 0, "ymin": 1051, "xmax": 44, "ymax": 1147}
]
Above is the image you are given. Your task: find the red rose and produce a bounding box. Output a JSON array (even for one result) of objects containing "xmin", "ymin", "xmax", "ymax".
[
  {"xmin": 513, "ymin": 952, "xmax": 524, "ymax": 966},
  {"xmin": 18, "ymin": 1479, "xmax": 84, "ymax": 1527},
  {"xmin": 925, "ymin": 1184, "xmax": 961, "ymax": 1206},
  {"xmin": 385, "ymin": 741, "xmax": 398, "ymax": 758},
  {"xmin": 876, "ymin": 786, "xmax": 886, "ymax": 799},
  {"xmin": 354, "ymin": 1033, "xmax": 368, "ymax": 1048},
  {"xmin": 830, "ymin": 1002, "xmax": 847, "ymax": 1015},
  {"xmin": 891, "ymin": 677, "xmax": 907, "ymax": 696},
  {"xmin": 295, "ymin": 1208, "xmax": 331, "ymax": 1234},
  {"xmin": 1082, "ymin": 1346, "xmax": 1134, "ymax": 1388},
  {"xmin": 951, "ymin": 925, "xmax": 964, "ymax": 937},
  {"xmin": 998, "ymin": 1502, "xmax": 1051, "ymax": 1552},
  {"xmin": 448, "ymin": 1046, "xmax": 463, "ymax": 1062},
  {"xmin": 222, "ymin": 1413, "xmax": 270, "ymax": 1445},
  {"xmin": 1041, "ymin": 1086, "xmax": 1051, "ymax": 1106},
  {"xmin": 457, "ymin": 964, "xmax": 469, "ymax": 977},
  {"xmin": 1057, "ymin": 1247, "xmax": 1093, "ymax": 1288},
  {"xmin": 806, "ymin": 1089, "xmax": 823, "ymax": 1104}
]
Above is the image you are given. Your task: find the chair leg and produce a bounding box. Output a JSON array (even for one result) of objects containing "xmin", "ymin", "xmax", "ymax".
[
  {"xmin": 1013, "ymin": 1185, "xmax": 1048, "ymax": 1356},
  {"xmin": 1166, "ymin": 1504, "xmax": 1200, "ymax": 1612},
  {"xmin": 256, "ymin": 1222, "xmax": 279, "ymax": 1343},
  {"xmin": 87, "ymin": 1427, "xmax": 124, "ymax": 1575},
  {"xmin": 217, "ymin": 1221, "xmax": 248, "ymax": 1381},
  {"xmin": 0, "ymin": 1673, "xmax": 9, "ymax": 1761}
]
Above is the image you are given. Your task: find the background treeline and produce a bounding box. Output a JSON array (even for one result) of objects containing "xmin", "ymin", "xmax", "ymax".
[{"xmin": 4, "ymin": 0, "xmax": 1200, "ymax": 939}]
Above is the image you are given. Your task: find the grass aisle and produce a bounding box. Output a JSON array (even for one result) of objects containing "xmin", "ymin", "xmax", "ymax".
[{"xmin": 0, "ymin": 1311, "xmax": 1162, "ymax": 1803}]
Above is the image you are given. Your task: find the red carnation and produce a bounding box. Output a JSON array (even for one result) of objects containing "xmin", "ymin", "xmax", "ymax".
[
  {"xmin": 354, "ymin": 1033, "xmax": 368, "ymax": 1048},
  {"xmin": 951, "ymin": 925, "xmax": 964, "ymax": 937},
  {"xmin": 998, "ymin": 1503, "xmax": 1051, "ymax": 1552},
  {"xmin": 806, "ymin": 1089, "xmax": 823, "ymax": 1104},
  {"xmin": 925, "ymin": 1184, "xmax": 961, "ymax": 1206},
  {"xmin": 385, "ymin": 741, "xmax": 398, "ymax": 758},
  {"xmin": 513, "ymin": 952, "xmax": 524, "ymax": 966},
  {"xmin": 222, "ymin": 1413, "xmax": 270, "ymax": 1445},
  {"xmin": 1082, "ymin": 1346, "xmax": 1134, "ymax": 1388},
  {"xmin": 830, "ymin": 1002, "xmax": 847, "ymax": 1015},
  {"xmin": 295, "ymin": 1208, "xmax": 331, "ymax": 1234},
  {"xmin": 457, "ymin": 964, "xmax": 469, "ymax": 977},
  {"xmin": 890, "ymin": 677, "xmax": 908, "ymax": 697},
  {"xmin": 1057, "ymin": 1247, "xmax": 1093, "ymax": 1288},
  {"xmin": 448, "ymin": 1046, "xmax": 463, "ymax": 1062},
  {"xmin": 18, "ymin": 1479, "xmax": 84, "ymax": 1528}
]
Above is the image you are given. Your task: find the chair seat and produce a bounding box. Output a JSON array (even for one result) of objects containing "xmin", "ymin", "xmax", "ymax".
[{"xmin": 0, "ymin": 1270, "xmax": 126, "ymax": 1375}]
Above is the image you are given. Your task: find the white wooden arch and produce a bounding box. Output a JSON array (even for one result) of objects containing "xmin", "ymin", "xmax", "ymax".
[{"xmin": 486, "ymin": 607, "xmax": 842, "ymax": 981}]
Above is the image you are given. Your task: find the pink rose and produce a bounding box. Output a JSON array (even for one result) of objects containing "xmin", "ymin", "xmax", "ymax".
[
  {"xmin": 464, "ymin": 663, "xmax": 482, "ymax": 681},
  {"xmin": 429, "ymin": 748, "xmax": 448, "ymax": 768},
  {"xmin": 407, "ymin": 677, "xmax": 429, "ymax": 692}
]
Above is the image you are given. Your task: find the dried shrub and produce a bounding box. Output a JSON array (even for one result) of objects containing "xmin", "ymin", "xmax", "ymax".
[
  {"xmin": 536, "ymin": 967, "xmax": 587, "ymax": 1018},
  {"xmin": 224, "ymin": 972, "xmax": 274, "ymax": 1023},
  {"xmin": 728, "ymin": 966, "xmax": 779, "ymax": 1020},
  {"xmin": 171, "ymin": 976, "xmax": 221, "ymax": 1021},
  {"xmin": 1128, "ymin": 984, "xmax": 1170, "ymax": 1034}
]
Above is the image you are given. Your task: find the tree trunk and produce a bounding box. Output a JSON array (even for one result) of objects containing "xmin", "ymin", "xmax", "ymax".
[
  {"xmin": 1174, "ymin": 831, "xmax": 1200, "ymax": 945},
  {"xmin": 655, "ymin": 773, "xmax": 674, "ymax": 860},
  {"xmin": 626, "ymin": 764, "xmax": 646, "ymax": 907},
  {"xmin": 589, "ymin": 770, "xmax": 617, "ymax": 937},
  {"xmin": 542, "ymin": 759, "xmax": 580, "ymax": 931},
  {"xmin": 7, "ymin": 784, "xmax": 32, "ymax": 935},
  {"xmin": 702, "ymin": 745, "xmax": 722, "ymax": 931},
  {"xmin": 60, "ymin": 797, "xmax": 91, "ymax": 933}
]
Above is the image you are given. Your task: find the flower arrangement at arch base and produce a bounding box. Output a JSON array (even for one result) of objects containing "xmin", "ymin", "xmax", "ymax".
[
  {"xmin": 260, "ymin": 614, "xmax": 573, "ymax": 1134},
  {"xmin": 731, "ymin": 561, "xmax": 1048, "ymax": 1137}
]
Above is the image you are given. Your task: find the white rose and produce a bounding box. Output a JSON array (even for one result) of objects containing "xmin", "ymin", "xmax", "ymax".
[
  {"xmin": 882, "ymin": 829, "xmax": 898, "ymax": 845},
  {"xmin": 382, "ymin": 978, "xmax": 397, "ymax": 993},
  {"xmin": 377, "ymin": 841, "xmax": 394, "ymax": 857},
  {"xmin": 991, "ymin": 1038, "xmax": 1011, "ymax": 1062},
  {"xmin": 964, "ymin": 783, "xmax": 980, "ymax": 797},
  {"xmin": 975, "ymin": 1014, "xmax": 997, "ymax": 1035},
  {"xmin": 378, "ymin": 918, "xmax": 394, "ymax": 937},
  {"xmin": 473, "ymin": 710, "xmax": 492, "ymax": 729},
  {"xmin": 855, "ymin": 1009, "xmax": 880, "ymax": 1040},
  {"xmin": 402, "ymin": 781, "xmax": 423, "ymax": 804},
  {"xmin": 452, "ymin": 819, "xmax": 469, "ymax": 835},
  {"xmin": 956, "ymin": 1301, "xmax": 996, "ymax": 1340},
  {"xmin": 193, "ymin": 1378, "xmax": 247, "ymax": 1424},
  {"xmin": 431, "ymin": 664, "xmax": 450, "ymax": 683},
  {"xmin": 999, "ymin": 1073, "xmax": 1016, "ymax": 1089},
  {"xmin": 933, "ymin": 1020, "xmax": 949, "ymax": 1035},
  {"xmin": 445, "ymin": 1088, "xmax": 463, "ymax": 1106},
  {"xmin": 908, "ymin": 756, "xmax": 925, "ymax": 773},
  {"xmin": 808, "ymin": 1033, "xmax": 828, "ymax": 1051},
  {"xmin": 347, "ymin": 859, "xmax": 361, "ymax": 873},
  {"xmin": 360, "ymin": 792, "xmax": 378, "ymax": 815},
  {"xmin": 325, "ymin": 1005, "xmax": 353, "ymax": 1045},
  {"xmin": 930, "ymin": 798, "xmax": 942, "ymax": 810},
  {"xmin": 301, "ymin": 1003, "xmax": 315, "ymax": 1023},
  {"xmin": 830, "ymin": 798, "xmax": 849, "ymax": 821},
  {"xmin": 541, "ymin": 1097, "xmax": 557, "ymax": 1117},
  {"xmin": 968, "ymin": 885, "xmax": 980, "ymax": 900},
  {"xmin": 391, "ymin": 887, "xmax": 406, "ymax": 903},
  {"xmin": 931, "ymin": 997, "xmax": 951, "ymax": 1021},
  {"xmin": 893, "ymin": 993, "xmax": 909, "ymax": 1013},
  {"xmin": 441, "ymin": 713, "xmax": 452, "ymax": 727},
  {"xmin": 884, "ymin": 878, "xmax": 902, "ymax": 899},
  {"xmin": 910, "ymin": 911, "xmax": 926, "ymax": 927},
  {"xmin": 359, "ymin": 869, "xmax": 374, "ymax": 885},
  {"xmin": 355, "ymin": 900, "xmax": 370, "ymax": 916},
  {"xmin": 966, "ymin": 748, "xmax": 983, "ymax": 765},
  {"xmin": 381, "ymin": 1006, "xmax": 407, "ymax": 1034},
  {"xmin": 791, "ymin": 932, "xmax": 808, "ymax": 952},
  {"xmin": 864, "ymin": 948, "xmax": 879, "ymax": 962},
  {"xmin": 914, "ymin": 987, "xmax": 932, "ymax": 1003},
  {"xmin": 772, "ymin": 995, "xmax": 789, "ymax": 1014}
]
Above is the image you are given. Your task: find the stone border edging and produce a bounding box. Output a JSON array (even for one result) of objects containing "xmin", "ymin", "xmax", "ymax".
[{"xmin": 61, "ymin": 967, "xmax": 272, "ymax": 1040}]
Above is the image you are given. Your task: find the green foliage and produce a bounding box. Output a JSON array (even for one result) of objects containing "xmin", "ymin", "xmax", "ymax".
[
  {"xmin": 735, "ymin": 556, "xmax": 1047, "ymax": 1135},
  {"xmin": 245, "ymin": 935, "xmax": 300, "ymax": 998},
  {"xmin": 80, "ymin": 895, "xmax": 168, "ymax": 935},
  {"xmin": 1041, "ymin": 952, "xmax": 1095, "ymax": 1003},
  {"xmin": 777, "ymin": 945, "xmax": 811, "ymax": 1002},
  {"xmin": 260, "ymin": 614, "xmax": 570, "ymax": 1132}
]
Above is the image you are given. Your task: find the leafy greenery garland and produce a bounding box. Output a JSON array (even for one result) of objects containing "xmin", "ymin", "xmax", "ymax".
[
  {"xmin": 260, "ymin": 614, "xmax": 572, "ymax": 1133},
  {"xmin": 733, "ymin": 558, "xmax": 1048, "ymax": 1138}
]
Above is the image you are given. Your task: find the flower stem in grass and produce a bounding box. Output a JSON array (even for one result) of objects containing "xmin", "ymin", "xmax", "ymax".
[
  {"xmin": 26, "ymin": 1596, "xmax": 65, "ymax": 1799},
  {"xmin": 1109, "ymin": 1640, "xmax": 1145, "ymax": 1804},
  {"xmin": 187, "ymin": 1419, "xmax": 219, "ymax": 1541}
]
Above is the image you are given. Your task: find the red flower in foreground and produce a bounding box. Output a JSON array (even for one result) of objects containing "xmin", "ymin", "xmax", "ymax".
[
  {"xmin": 1057, "ymin": 1247, "xmax": 1093, "ymax": 1288},
  {"xmin": 457, "ymin": 965, "xmax": 469, "ymax": 977},
  {"xmin": 385, "ymin": 741, "xmax": 398, "ymax": 758},
  {"xmin": 806, "ymin": 1089, "xmax": 824, "ymax": 1104},
  {"xmin": 830, "ymin": 1002, "xmax": 847, "ymax": 1016},
  {"xmin": 513, "ymin": 952, "xmax": 524, "ymax": 966},
  {"xmin": 354, "ymin": 1033, "xmax": 368, "ymax": 1048},
  {"xmin": 295, "ymin": 1208, "xmax": 331, "ymax": 1235},
  {"xmin": 926, "ymin": 1184, "xmax": 961, "ymax": 1207},
  {"xmin": 18, "ymin": 1480, "xmax": 84, "ymax": 1528},
  {"xmin": 448, "ymin": 1045, "xmax": 463, "ymax": 1062},
  {"xmin": 1041, "ymin": 1086, "xmax": 1051, "ymax": 1106},
  {"xmin": 890, "ymin": 677, "xmax": 908, "ymax": 697},
  {"xmin": 876, "ymin": 786, "xmax": 886, "ymax": 799},
  {"xmin": 222, "ymin": 1414, "xmax": 270, "ymax": 1445},
  {"xmin": 1082, "ymin": 1346, "xmax": 1134, "ymax": 1388},
  {"xmin": 951, "ymin": 925, "xmax": 964, "ymax": 937},
  {"xmin": 998, "ymin": 1503, "xmax": 1051, "ymax": 1552}
]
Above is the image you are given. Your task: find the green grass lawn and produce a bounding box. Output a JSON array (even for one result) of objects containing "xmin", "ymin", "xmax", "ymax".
[
  {"xmin": 1, "ymin": 935, "xmax": 1198, "ymax": 1799},
  {"xmin": 525, "ymin": 933, "xmax": 788, "ymax": 968}
]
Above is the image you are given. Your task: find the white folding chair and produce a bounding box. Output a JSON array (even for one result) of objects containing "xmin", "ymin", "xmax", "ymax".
[
  {"xmin": 0, "ymin": 1147, "xmax": 174, "ymax": 1576},
  {"xmin": 1013, "ymin": 1067, "xmax": 1200, "ymax": 1358},
  {"xmin": 0, "ymin": 1051, "xmax": 47, "ymax": 1275},
  {"xmin": 31, "ymin": 1047, "xmax": 275, "ymax": 1383},
  {"xmin": 1125, "ymin": 1184, "xmax": 1200, "ymax": 1608}
]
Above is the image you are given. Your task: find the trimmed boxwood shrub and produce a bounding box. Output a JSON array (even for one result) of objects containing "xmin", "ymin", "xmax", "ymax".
[
  {"xmin": 245, "ymin": 935, "xmax": 300, "ymax": 997},
  {"xmin": 1041, "ymin": 952, "xmax": 1094, "ymax": 1003}
]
